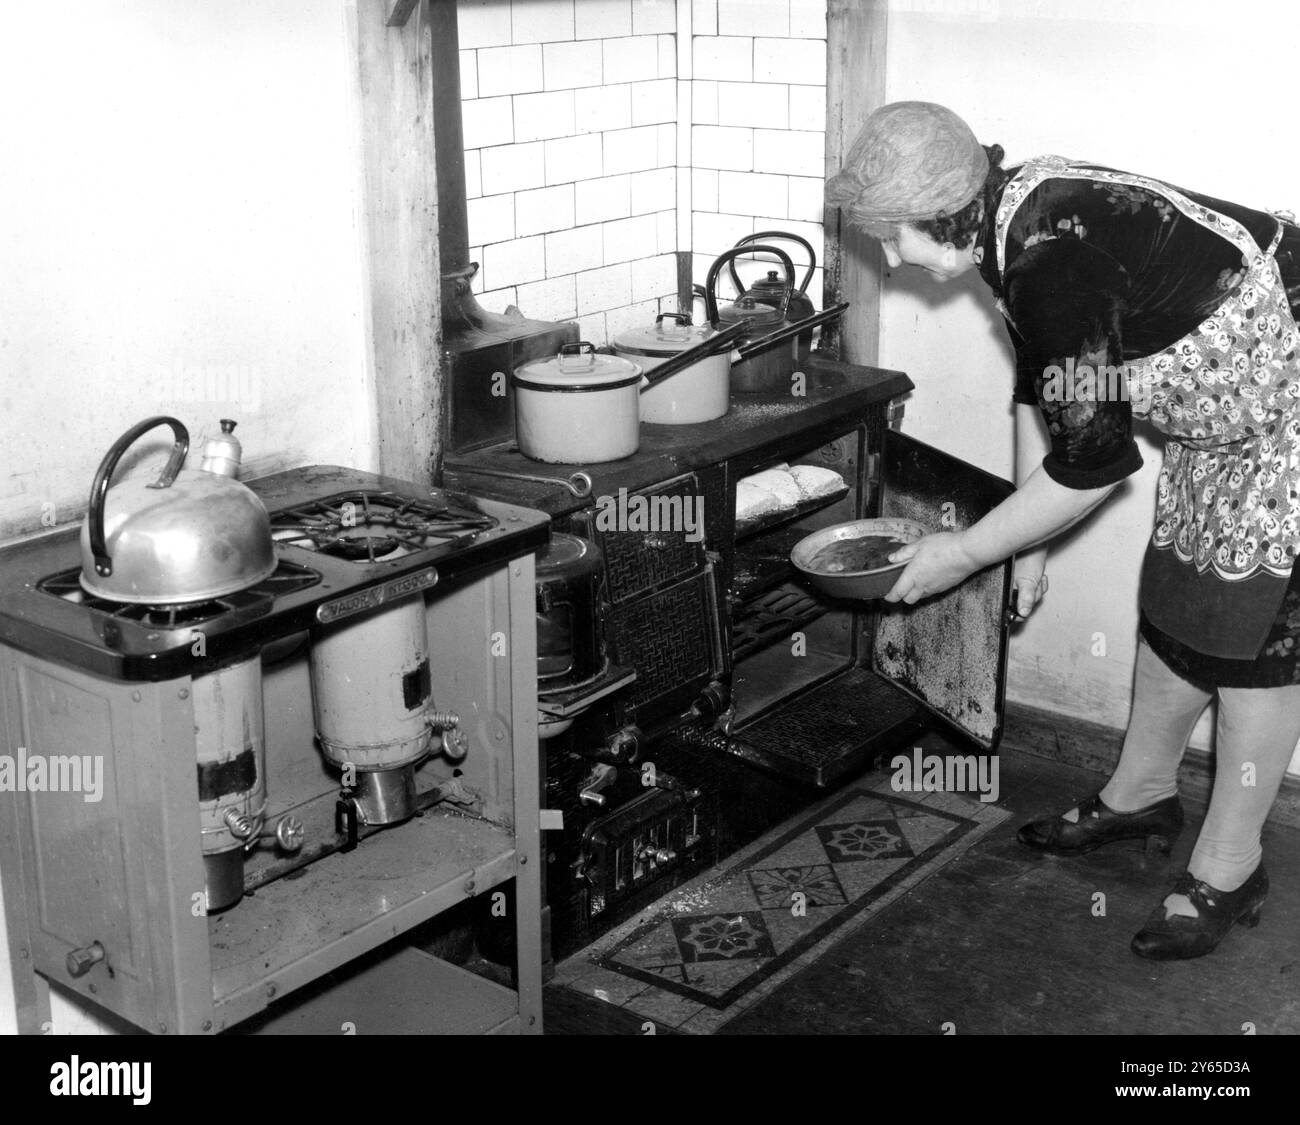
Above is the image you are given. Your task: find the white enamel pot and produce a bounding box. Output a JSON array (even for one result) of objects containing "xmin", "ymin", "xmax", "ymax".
[
  {"xmin": 513, "ymin": 343, "xmax": 644, "ymax": 464},
  {"xmin": 612, "ymin": 313, "xmax": 731, "ymax": 424}
]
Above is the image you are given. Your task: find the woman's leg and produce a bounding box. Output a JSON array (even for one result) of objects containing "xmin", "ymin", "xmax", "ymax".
[
  {"xmin": 1179, "ymin": 681, "xmax": 1300, "ymax": 892},
  {"xmin": 1018, "ymin": 640, "xmax": 1204, "ymax": 851},
  {"xmin": 1084, "ymin": 639, "xmax": 1210, "ymax": 816}
]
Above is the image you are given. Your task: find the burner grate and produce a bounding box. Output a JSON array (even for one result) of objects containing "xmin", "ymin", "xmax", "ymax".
[
  {"xmin": 37, "ymin": 562, "xmax": 321, "ymax": 629},
  {"xmin": 270, "ymin": 490, "xmax": 496, "ymax": 561}
]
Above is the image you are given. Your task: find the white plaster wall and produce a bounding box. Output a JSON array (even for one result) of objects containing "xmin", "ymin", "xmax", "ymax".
[
  {"xmin": 0, "ymin": 0, "xmax": 373, "ymax": 1033},
  {"xmin": 877, "ymin": 0, "xmax": 1300, "ymax": 763},
  {"xmin": 0, "ymin": 0, "xmax": 373, "ymax": 543}
]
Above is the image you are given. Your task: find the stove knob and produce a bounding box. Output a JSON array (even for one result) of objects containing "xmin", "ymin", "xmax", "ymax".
[
  {"xmin": 579, "ymin": 763, "xmax": 617, "ymax": 806},
  {"xmin": 635, "ymin": 846, "xmax": 676, "ymax": 867},
  {"xmin": 275, "ymin": 815, "xmax": 305, "ymax": 853},
  {"xmin": 66, "ymin": 942, "xmax": 105, "ymax": 979},
  {"xmin": 571, "ymin": 857, "xmax": 601, "ymax": 886}
]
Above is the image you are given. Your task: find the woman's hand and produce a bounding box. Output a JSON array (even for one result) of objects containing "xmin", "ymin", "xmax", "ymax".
[
  {"xmin": 883, "ymin": 532, "xmax": 980, "ymax": 605},
  {"xmin": 1011, "ymin": 546, "xmax": 1049, "ymax": 619}
]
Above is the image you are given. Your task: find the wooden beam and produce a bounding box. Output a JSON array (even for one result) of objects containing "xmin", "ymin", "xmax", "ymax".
[
  {"xmin": 823, "ymin": 0, "xmax": 888, "ymax": 367},
  {"xmin": 351, "ymin": 0, "xmax": 442, "ymax": 488}
]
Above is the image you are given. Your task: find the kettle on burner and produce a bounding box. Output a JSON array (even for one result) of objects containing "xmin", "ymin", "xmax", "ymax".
[
  {"xmin": 703, "ymin": 243, "xmax": 798, "ymax": 394},
  {"xmin": 80, "ymin": 416, "xmax": 276, "ymax": 605},
  {"xmin": 726, "ymin": 231, "xmax": 819, "ymax": 364}
]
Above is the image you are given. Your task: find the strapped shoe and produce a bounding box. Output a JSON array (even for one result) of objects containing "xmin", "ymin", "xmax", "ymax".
[
  {"xmin": 1016, "ymin": 792, "xmax": 1183, "ymax": 856},
  {"xmin": 1131, "ymin": 865, "xmax": 1268, "ymax": 961}
]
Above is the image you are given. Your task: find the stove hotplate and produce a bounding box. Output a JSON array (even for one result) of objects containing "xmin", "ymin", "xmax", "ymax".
[
  {"xmin": 0, "ymin": 466, "xmax": 550, "ymax": 681},
  {"xmin": 36, "ymin": 561, "xmax": 321, "ymax": 629},
  {"xmin": 269, "ymin": 490, "xmax": 496, "ymax": 562}
]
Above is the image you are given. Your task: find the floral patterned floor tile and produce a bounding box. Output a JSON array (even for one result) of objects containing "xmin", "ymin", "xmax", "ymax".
[{"xmin": 552, "ymin": 784, "xmax": 1008, "ymax": 1032}]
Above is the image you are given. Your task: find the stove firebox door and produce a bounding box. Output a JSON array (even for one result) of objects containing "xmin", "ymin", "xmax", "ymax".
[{"xmin": 871, "ymin": 429, "xmax": 1013, "ymax": 750}]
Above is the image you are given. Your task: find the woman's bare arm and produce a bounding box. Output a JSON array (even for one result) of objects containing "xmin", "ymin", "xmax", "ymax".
[{"xmin": 884, "ymin": 463, "xmax": 1117, "ymax": 605}]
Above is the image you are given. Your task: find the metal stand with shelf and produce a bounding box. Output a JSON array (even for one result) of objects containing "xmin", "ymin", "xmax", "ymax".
[{"xmin": 0, "ymin": 554, "xmax": 544, "ymax": 1036}]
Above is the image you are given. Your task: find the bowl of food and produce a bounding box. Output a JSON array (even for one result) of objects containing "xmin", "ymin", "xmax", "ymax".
[{"xmin": 791, "ymin": 518, "xmax": 931, "ymax": 600}]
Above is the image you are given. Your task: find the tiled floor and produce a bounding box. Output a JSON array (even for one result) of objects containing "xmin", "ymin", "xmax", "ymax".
[
  {"xmin": 545, "ymin": 741, "xmax": 1300, "ymax": 1036},
  {"xmin": 550, "ymin": 773, "xmax": 1008, "ymax": 1033}
]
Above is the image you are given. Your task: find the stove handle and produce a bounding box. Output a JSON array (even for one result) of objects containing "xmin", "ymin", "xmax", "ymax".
[{"xmin": 87, "ymin": 416, "xmax": 190, "ymax": 577}]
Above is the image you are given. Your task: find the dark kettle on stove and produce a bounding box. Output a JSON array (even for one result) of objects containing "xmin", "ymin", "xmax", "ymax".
[
  {"xmin": 727, "ymin": 231, "xmax": 819, "ymax": 362},
  {"xmin": 703, "ymin": 243, "xmax": 796, "ymax": 342}
]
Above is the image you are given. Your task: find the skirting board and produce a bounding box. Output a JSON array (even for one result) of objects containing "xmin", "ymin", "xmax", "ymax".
[{"xmin": 1001, "ymin": 701, "xmax": 1300, "ymax": 834}]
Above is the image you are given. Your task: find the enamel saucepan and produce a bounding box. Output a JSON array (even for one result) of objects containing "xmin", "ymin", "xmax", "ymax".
[{"xmin": 512, "ymin": 323, "xmax": 746, "ymax": 464}]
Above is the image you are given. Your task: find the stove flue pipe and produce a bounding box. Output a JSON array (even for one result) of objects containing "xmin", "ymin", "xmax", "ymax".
[{"xmin": 426, "ymin": 0, "xmax": 527, "ymax": 338}]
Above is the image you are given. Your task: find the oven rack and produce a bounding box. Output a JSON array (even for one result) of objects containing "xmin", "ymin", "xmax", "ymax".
[
  {"xmin": 732, "ymin": 524, "xmax": 817, "ymax": 603},
  {"xmin": 730, "ymin": 582, "xmax": 828, "ymax": 664}
]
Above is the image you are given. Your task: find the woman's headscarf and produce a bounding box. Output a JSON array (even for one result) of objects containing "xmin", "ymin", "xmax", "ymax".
[{"xmin": 827, "ymin": 101, "xmax": 988, "ymax": 225}]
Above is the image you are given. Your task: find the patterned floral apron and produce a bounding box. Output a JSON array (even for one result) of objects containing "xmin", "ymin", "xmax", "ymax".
[{"xmin": 995, "ymin": 156, "xmax": 1300, "ymax": 659}]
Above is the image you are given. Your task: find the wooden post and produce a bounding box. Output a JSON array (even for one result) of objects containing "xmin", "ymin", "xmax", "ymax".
[
  {"xmin": 823, "ymin": 0, "xmax": 889, "ymax": 367},
  {"xmin": 351, "ymin": 0, "xmax": 442, "ymax": 487}
]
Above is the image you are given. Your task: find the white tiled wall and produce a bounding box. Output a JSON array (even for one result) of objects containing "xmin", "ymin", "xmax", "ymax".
[
  {"xmin": 688, "ymin": 0, "xmax": 827, "ymax": 316},
  {"xmin": 458, "ymin": 0, "xmax": 828, "ymax": 344}
]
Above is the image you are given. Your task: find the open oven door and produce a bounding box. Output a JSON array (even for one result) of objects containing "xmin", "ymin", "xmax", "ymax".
[{"xmin": 871, "ymin": 428, "xmax": 1014, "ymax": 751}]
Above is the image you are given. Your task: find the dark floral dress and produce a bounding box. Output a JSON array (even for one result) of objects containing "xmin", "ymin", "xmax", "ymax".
[{"xmin": 975, "ymin": 164, "xmax": 1300, "ymax": 687}]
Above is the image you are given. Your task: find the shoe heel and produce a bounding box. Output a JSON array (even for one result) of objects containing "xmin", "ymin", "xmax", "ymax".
[
  {"xmin": 1144, "ymin": 834, "xmax": 1173, "ymax": 856},
  {"xmin": 1238, "ymin": 903, "xmax": 1264, "ymax": 929}
]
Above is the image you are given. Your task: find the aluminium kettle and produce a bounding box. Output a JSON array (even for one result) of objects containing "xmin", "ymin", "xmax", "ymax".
[{"xmin": 80, "ymin": 416, "xmax": 276, "ymax": 604}]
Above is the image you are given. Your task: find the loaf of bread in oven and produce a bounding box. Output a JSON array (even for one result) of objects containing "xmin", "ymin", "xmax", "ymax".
[
  {"xmin": 788, "ymin": 464, "xmax": 845, "ymax": 500},
  {"xmin": 735, "ymin": 480, "xmax": 784, "ymax": 521},
  {"xmin": 742, "ymin": 467, "xmax": 802, "ymax": 508}
]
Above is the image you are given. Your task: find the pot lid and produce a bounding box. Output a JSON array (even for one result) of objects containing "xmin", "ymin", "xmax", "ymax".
[
  {"xmin": 747, "ymin": 270, "xmax": 792, "ymax": 296},
  {"xmin": 613, "ymin": 313, "xmax": 718, "ymax": 357},
  {"xmin": 514, "ymin": 342, "xmax": 642, "ymax": 388},
  {"xmin": 718, "ymin": 296, "xmax": 785, "ymax": 327},
  {"xmin": 536, "ymin": 531, "xmax": 603, "ymax": 576}
]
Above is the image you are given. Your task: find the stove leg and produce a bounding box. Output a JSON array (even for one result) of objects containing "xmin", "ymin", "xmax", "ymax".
[{"xmin": 509, "ymin": 555, "xmax": 544, "ymax": 1035}]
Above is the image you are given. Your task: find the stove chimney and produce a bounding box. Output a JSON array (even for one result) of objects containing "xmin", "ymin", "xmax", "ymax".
[{"xmin": 422, "ymin": 1, "xmax": 578, "ymax": 457}]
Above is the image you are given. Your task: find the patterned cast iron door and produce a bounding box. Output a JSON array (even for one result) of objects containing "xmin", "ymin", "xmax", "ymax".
[
  {"xmin": 580, "ymin": 474, "xmax": 706, "ymax": 604},
  {"xmin": 606, "ymin": 570, "xmax": 717, "ymax": 712}
]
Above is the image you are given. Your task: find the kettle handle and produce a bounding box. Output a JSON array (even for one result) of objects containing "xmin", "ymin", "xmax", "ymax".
[
  {"xmin": 728, "ymin": 231, "xmax": 817, "ymax": 295},
  {"xmin": 703, "ymin": 245, "xmax": 795, "ymax": 326},
  {"xmin": 87, "ymin": 416, "xmax": 190, "ymax": 578}
]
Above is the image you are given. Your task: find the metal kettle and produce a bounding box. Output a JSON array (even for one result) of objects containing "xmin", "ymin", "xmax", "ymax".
[
  {"xmin": 80, "ymin": 416, "xmax": 276, "ymax": 604},
  {"xmin": 704, "ymin": 243, "xmax": 796, "ymax": 341},
  {"xmin": 704, "ymin": 244, "xmax": 798, "ymax": 393},
  {"xmin": 727, "ymin": 231, "xmax": 818, "ymax": 363}
]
